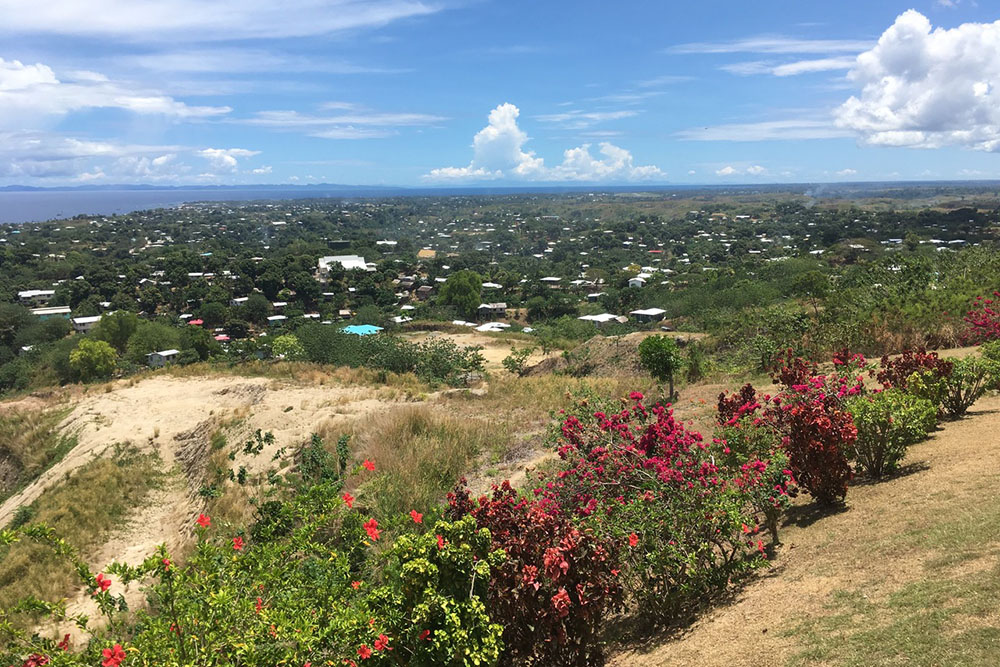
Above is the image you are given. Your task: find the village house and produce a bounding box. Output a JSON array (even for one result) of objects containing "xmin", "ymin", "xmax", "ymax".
[
  {"xmin": 18, "ymin": 289, "xmax": 56, "ymax": 306},
  {"xmin": 477, "ymin": 302, "xmax": 507, "ymax": 319},
  {"xmin": 630, "ymin": 307, "xmax": 667, "ymax": 323},
  {"xmin": 147, "ymin": 349, "xmax": 180, "ymax": 368},
  {"xmin": 71, "ymin": 315, "xmax": 102, "ymax": 333}
]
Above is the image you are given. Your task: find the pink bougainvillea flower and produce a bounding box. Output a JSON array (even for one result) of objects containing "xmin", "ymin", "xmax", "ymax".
[
  {"xmin": 342, "ymin": 492, "xmax": 355, "ymax": 509},
  {"xmin": 363, "ymin": 518, "xmax": 380, "ymax": 541},
  {"xmin": 232, "ymin": 536, "xmax": 245, "ymax": 551},
  {"xmin": 357, "ymin": 645, "xmax": 372, "ymax": 660},
  {"xmin": 196, "ymin": 514, "xmax": 211, "ymax": 528},
  {"xmin": 551, "ymin": 588, "xmax": 571, "ymax": 618},
  {"xmin": 629, "ymin": 391, "xmax": 644, "ymax": 401},
  {"xmin": 362, "ymin": 459, "xmax": 375, "ymax": 471},
  {"xmin": 57, "ymin": 634, "xmax": 70, "ymax": 651},
  {"xmin": 409, "ymin": 509, "xmax": 423, "ymax": 524},
  {"xmin": 628, "ymin": 532, "xmax": 639, "ymax": 547},
  {"xmin": 374, "ymin": 634, "xmax": 389, "ymax": 652},
  {"xmin": 101, "ymin": 644, "xmax": 126, "ymax": 667}
]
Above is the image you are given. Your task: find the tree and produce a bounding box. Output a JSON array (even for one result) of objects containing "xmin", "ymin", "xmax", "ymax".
[
  {"xmin": 69, "ymin": 338, "xmax": 117, "ymax": 382},
  {"xmin": 197, "ymin": 301, "xmax": 229, "ymax": 328},
  {"xmin": 94, "ymin": 311, "xmax": 139, "ymax": 353},
  {"xmin": 225, "ymin": 319, "xmax": 251, "ymax": 339},
  {"xmin": 638, "ymin": 335, "xmax": 683, "ymax": 400},
  {"xmin": 790, "ymin": 271, "xmax": 829, "ymax": 316},
  {"xmin": 272, "ymin": 334, "xmax": 306, "ymax": 360},
  {"xmin": 125, "ymin": 321, "xmax": 181, "ymax": 365},
  {"xmin": 438, "ymin": 270, "xmax": 482, "ymax": 319},
  {"xmin": 244, "ymin": 293, "xmax": 272, "ymax": 325}
]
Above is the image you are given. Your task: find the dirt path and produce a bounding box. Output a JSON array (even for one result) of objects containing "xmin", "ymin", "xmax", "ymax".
[{"xmin": 611, "ymin": 394, "xmax": 1000, "ymax": 667}]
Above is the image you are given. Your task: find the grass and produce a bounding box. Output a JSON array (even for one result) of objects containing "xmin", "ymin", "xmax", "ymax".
[
  {"xmin": 0, "ymin": 407, "xmax": 77, "ymax": 504},
  {"xmin": 325, "ymin": 404, "xmax": 511, "ymax": 518},
  {"xmin": 0, "ymin": 445, "xmax": 164, "ymax": 614},
  {"xmin": 783, "ymin": 480, "xmax": 1000, "ymax": 666}
]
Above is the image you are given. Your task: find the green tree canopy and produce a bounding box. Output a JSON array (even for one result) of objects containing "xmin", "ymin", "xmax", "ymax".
[
  {"xmin": 438, "ymin": 270, "xmax": 482, "ymax": 319},
  {"xmin": 69, "ymin": 338, "xmax": 117, "ymax": 382}
]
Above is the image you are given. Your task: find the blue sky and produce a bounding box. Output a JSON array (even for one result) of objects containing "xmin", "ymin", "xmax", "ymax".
[{"xmin": 1, "ymin": 0, "xmax": 999, "ymax": 186}]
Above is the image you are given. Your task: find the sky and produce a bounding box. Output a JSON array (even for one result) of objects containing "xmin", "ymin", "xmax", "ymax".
[{"xmin": 2, "ymin": 0, "xmax": 1000, "ymax": 187}]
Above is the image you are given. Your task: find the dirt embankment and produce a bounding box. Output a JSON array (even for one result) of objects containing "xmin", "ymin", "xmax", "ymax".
[{"xmin": 526, "ymin": 331, "xmax": 707, "ymax": 378}]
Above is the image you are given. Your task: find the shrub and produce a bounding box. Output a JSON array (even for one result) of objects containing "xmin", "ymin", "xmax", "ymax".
[
  {"xmin": 501, "ymin": 345, "xmax": 535, "ymax": 376},
  {"xmin": 962, "ymin": 292, "xmax": 1000, "ymax": 343},
  {"xmin": 448, "ymin": 482, "xmax": 622, "ymax": 667},
  {"xmin": 877, "ymin": 348, "xmax": 953, "ymax": 391},
  {"xmin": 271, "ymin": 333, "xmax": 306, "ymax": 361},
  {"xmin": 845, "ymin": 388, "xmax": 937, "ymax": 478},
  {"xmin": 550, "ymin": 394, "xmax": 766, "ymax": 622},
  {"xmin": 942, "ymin": 357, "xmax": 1000, "ymax": 419}
]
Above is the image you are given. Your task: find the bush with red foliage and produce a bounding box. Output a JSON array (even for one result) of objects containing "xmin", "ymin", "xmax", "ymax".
[
  {"xmin": 717, "ymin": 383, "xmax": 761, "ymax": 426},
  {"xmin": 877, "ymin": 348, "xmax": 953, "ymax": 391},
  {"xmin": 963, "ymin": 292, "xmax": 1000, "ymax": 344},
  {"xmin": 447, "ymin": 481, "xmax": 622, "ymax": 667}
]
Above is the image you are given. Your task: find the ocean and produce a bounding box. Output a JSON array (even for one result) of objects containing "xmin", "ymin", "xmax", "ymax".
[{"xmin": 0, "ymin": 188, "xmax": 365, "ymax": 224}]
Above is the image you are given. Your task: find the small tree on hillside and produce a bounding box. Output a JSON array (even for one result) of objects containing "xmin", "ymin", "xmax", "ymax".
[
  {"xmin": 69, "ymin": 338, "xmax": 117, "ymax": 382},
  {"xmin": 272, "ymin": 334, "xmax": 306, "ymax": 361},
  {"xmin": 638, "ymin": 335, "xmax": 683, "ymax": 400}
]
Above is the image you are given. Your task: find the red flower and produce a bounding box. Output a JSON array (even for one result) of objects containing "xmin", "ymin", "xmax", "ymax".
[
  {"xmin": 629, "ymin": 391, "xmax": 644, "ymax": 401},
  {"xmin": 357, "ymin": 645, "xmax": 372, "ymax": 660},
  {"xmin": 409, "ymin": 509, "xmax": 423, "ymax": 524},
  {"xmin": 436, "ymin": 534, "xmax": 445, "ymax": 550},
  {"xmin": 363, "ymin": 518, "xmax": 380, "ymax": 541},
  {"xmin": 162, "ymin": 558, "xmax": 171, "ymax": 571},
  {"xmin": 22, "ymin": 654, "xmax": 49, "ymax": 667},
  {"xmin": 101, "ymin": 644, "xmax": 126, "ymax": 667},
  {"xmin": 232, "ymin": 536, "xmax": 245, "ymax": 551},
  {"xmin": 94, "ymin": 573, "xmax": 111, "ymax": 594},
  {"xmin": 362, "ymin": 459, "xmax": 375, "ymax": 472},
  {"xmin": 351, "ymin": 580, "xmax": 362, "ymax": 590},
  {"xmin": 419, "ymin": 629, "xmax": 431, "ymax": 641},
  {"xmin": 57, "ymin": 634, "xmax": 70, "ymax": 651},
  {"xmin": 342, "ymin": 492, "xmax": 355, "ymax": 509},
  {"xmin": 628, "ymin": 532, "xmax": 639, "ymax": 547},
  {"xmin": 196, "ymin": 514, "xmax": 211, "ymax": 528},
  {"xmin": 374, "ymin": 634, "xmax": 389, "ymax": 651},
  {"xmin": 255, "ymin": 597, "xmax": 263, "ymax": 613}
]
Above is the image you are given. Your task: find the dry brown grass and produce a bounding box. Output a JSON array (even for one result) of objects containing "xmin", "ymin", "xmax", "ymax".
[
  {"xmin": 0, "ymin": 446, "xmax": 163, "ymax": 614},
  {"xmin": 0, "ymin": 408, "xmax": 76, "ymax": 504},
  {"xmin": 323, "ymin": 404, "xmax": 511, "ymax": 517}
]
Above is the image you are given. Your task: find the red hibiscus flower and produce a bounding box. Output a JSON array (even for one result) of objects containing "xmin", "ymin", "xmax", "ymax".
[
  {"xmin": 196, "ymin": 514, "xmax": 211, "ymax": 528},
  {"xmin": 363, "ymin": 518, "xmax": 380, "ymax": 541},
  {"xmin": 357, "ymin": 645, "xmax": 372, "ymax": 660},
  {"xmin": 409, "ymin": 509, "xmax": 423, "ymax": 524},
  {"xmin": 342, "ymin": 492, "xmax": 355, "ymax": 509},
  {"xmin": 628, "ymin": 532, "xmax": 639, "ymax": 547},
  {"xmin": 232, "ymin": 536, "xmax": 245, "ymax": 551},
  {"xmin": 362, "ymin": 459, "xmax": 375, "ymax": 472},
  {"xmin": 351, "ymin": 580, "xmax": 362, "ymax": 590},
  {"xmin": 373, "ymin": 634, "xmax": 389, "ymax": 651},
  {"xmin": 419, "ymin": 629, "xmax": 431, "ymax": 641},
  {"xmin": 436, "ymin": 534, "xmax": 445, "ymax": 550},
  {"xmin": 94, "ymin": 573, "xmax": 111, "ymax": 594},
  {"xmin": 101, "ymin": 644, "xmax": 126, "ymax": 667}
]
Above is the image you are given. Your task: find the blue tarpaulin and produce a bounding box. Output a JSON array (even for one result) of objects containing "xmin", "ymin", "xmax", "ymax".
[{"xmin": 342, "ymin": 324, "xmax": 383, "ymax": 336}]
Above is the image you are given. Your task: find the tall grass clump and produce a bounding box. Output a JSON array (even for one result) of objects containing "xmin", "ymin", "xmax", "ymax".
[{"xmin": 0, "ymin": 408, "xmax": 76, "ymax": 504}]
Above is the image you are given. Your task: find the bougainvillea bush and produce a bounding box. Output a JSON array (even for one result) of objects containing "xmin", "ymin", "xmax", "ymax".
[
  {"xmin": 877, "ymin": 348, "xmax": 953, "ymax": 393},
  {"xmin": 962, "ymin": 292, "xmax": 1000, "ymax": 344},
  {"xmin": 546, "ymin": 393, "xmax": 769, "ymax": 624}
]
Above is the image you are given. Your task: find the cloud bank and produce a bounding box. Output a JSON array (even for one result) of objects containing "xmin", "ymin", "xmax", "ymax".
[
  {"xmin": 427, "ymin": 103, "xmax": 664, "ymax": 182},
  {"xmin": 836, "ymin": 10, "xmax": 1000, "ymax": 151}
]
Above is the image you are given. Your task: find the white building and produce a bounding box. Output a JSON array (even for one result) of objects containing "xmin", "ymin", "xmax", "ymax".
[
  {"xmin": 578, "ymin": 313, "xmax": 627, "ymax": 328},
  {"xmin": 71, "ymin": 315, "xmax": 102, "ymax": 333},
  {"xmin": 630, "ymin": 307, "xmax": 667, "ymax": 323},
  {"xmin": 318, "ymin": 255, "xmax": 372, "ymax": 277},
  {"xmin": 18, "ymin": 289, "xmax": 56, "ymax": 306}
]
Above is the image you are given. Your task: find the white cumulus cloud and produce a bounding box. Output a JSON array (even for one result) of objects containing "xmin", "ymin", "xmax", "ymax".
[
  {"xmin": 836, "ymin": 10, "xmax": 1000, "ymax": 151},
  {"xmin": 199, "ymin": 148, "xmax": 261, "ymax": 171},
  {"xmin": 427, "ymin": 103, "xmax": 663, "ymax": 182}
]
